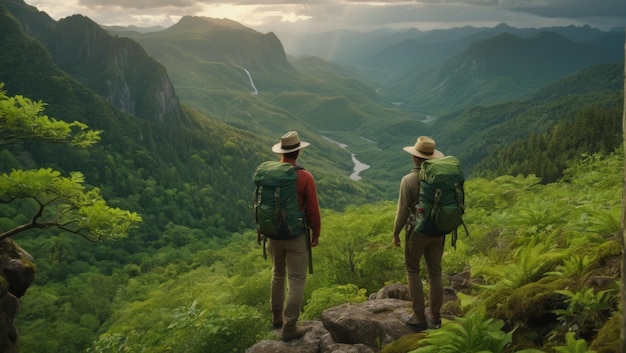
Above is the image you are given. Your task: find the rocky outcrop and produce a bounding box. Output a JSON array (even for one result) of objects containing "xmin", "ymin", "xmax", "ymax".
[
  {"xmin": 53, "ymin": 15, "xmax": 184, "ymax": 124},
  {"xmin": 0, "ymin": 239, "xmax": 36, "ymax": 353},
  {"xmin": 246, "ymin": 299, "xmax": 416, "ymax": 353},
  {"xmin": 246, "ymin": 283, "xmax": 460, "ymax": 353},
  {"xmin": 2, "ymin": 2, "xmax": 186, "ymax": 125}
]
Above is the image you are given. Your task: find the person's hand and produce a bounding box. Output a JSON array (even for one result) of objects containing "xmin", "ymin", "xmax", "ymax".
[
  {"xmin": 311, "ymin": 234, "xmax": 320, "ymax": 247},
  {"xmin": 393, "ymin": 234, "xmax": 401, "ymax": 247}
]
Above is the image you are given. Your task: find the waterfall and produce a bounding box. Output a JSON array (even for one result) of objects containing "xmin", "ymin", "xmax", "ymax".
[{"xmin": 242, "ymin": 68, "xmax": 258, "ymax": 95}]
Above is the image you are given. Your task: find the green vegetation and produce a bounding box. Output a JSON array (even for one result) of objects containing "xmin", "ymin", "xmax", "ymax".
[
  {"xmin": 473, "ymin": 103, "xmax": 622, "ymax": 182},
  {"xmin": 410, "ymin": 308, "xmax": 513, "ymax": 353},
  {"xmin": 0, "ymin": 83, "xmax": 101, "ymax": 147},
  {"xmin": 8, "ymin": 145, "xmax": 621, "ymax": 353},
  {"xmin": 433, "ymin": 63, "xmax": 623, "ymax": 180},
  {"xmin": 0, "ymin": 84, "xmax": 141, "ymax": 241},
  {"xmin": 1, "ymin": 4, "xmax": 623, "ymax": 352}
]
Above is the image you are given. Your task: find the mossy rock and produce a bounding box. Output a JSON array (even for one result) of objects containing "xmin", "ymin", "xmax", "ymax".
[
  {"xmin": 508, "ymin": 322, "xmax": 549, "ymax": 352},
  {"xmin": 0, "ymin": 276, "xmax": 8, "ymax": 297},
  {"xmin": 493, "ymin": 278, "xmax": 566, "ymax": 322},
  {"xmin": 379, "ymin": 332, "xmax": 428, "ymax": 353},
  {"xmin": 593, "ymin": 240, "xmax": 621, "ymax": 261},
  {"xmin": 589, "ymin": 311, "xmax": 620, "ymax": 353},
  {"xmin": 441, "ymin": 299, "xmax": 462, "ymax": 317}
]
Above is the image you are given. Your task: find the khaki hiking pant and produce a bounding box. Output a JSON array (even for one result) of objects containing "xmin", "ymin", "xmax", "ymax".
[
  {"xmin": 405, "ymin": 231, "xmax": 445, "ymax": 323},
  {"xmin": 268, "ymin": 233, "xmax": 308, "ymax": 327}
]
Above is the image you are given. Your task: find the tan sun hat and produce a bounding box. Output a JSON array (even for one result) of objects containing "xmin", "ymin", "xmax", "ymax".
[
  {"xmin": 403, "ymin": 136, "xmax": 444, "ymax": 159},
  {"xmin": 272, "ymin": 131, "xmax": 311, "ymax": 153}
]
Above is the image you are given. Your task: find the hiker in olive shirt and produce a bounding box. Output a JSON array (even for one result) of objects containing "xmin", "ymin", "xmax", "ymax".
[
  {"xmin": 393, "ymin": 136, "xmax": 444, "ymax": 331},
  {"xmin": 269, "ymin": 131, "xmax": 321, "ymax": 342}
]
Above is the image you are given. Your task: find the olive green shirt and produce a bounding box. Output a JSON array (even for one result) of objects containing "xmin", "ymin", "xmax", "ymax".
[{"xmin": 393, "ymin": 167, "xmax": 420, "ymax": 237}]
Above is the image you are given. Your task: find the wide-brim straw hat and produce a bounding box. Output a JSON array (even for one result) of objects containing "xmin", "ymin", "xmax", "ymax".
[
  {"xmin": 403, "ymin": 136, "xmax": 444, "ymax": 159},
  {"xmin": 272, "ymin": 131, "xmax": 311, "ymax": 153}
]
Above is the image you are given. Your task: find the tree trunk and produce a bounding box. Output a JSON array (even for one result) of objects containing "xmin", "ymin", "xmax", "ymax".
[{"xmin": 621, "ymin": 30, "xmax": 626, "ymax": 353}]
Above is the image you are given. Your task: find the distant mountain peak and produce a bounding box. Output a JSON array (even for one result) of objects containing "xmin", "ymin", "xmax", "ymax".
[
  {"xmin": 532, "ymin": 30, "xmax": 567, "ymax": 41},
  {"xmin": 494, "ymin": 22, "xmax": 514, "ymax": 30},
  {"xmin": 169, "ymin": 15, "xmax": 251, "ymax": 33}
]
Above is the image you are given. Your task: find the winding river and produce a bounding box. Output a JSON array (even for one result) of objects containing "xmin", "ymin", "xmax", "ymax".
[{"xmin": 322, "ymin": 136, "xmax": 371, "ymax": 181}]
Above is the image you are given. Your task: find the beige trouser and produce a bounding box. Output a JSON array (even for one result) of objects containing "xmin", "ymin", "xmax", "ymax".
[
  {"xmin": 268, "ymin": 233, "xmax": 308, "ymax": 327},
  {"xmin": 405, "ymin": 231, "xmax": 445, "ymax": 323}
]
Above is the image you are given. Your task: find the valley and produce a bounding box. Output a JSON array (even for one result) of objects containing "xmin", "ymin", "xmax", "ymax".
[
  {"xmin": 0, "ymin": 0, "xmax": 624, "ymax": 352},
  {"xmin": 321, "ymin": 135, "xmax": 371, "ymax": 180}
]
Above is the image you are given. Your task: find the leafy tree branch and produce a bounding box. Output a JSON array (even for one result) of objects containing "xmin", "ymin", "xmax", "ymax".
[
  {"xmin": 0, "ymin": 82, "xmax": 141, "ymax": 241},
  {"xmin": 0, "ymin": 82, "xmax": 101, "ymax": 147},
  {"xmin": 0, "ymin": 168, "xmax": 141, "ymax": 241}
]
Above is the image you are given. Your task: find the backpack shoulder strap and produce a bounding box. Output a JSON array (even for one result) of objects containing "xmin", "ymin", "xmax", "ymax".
[{"xmin": 411, "ymin": 167, "xmax": 421, "ymax": 206}]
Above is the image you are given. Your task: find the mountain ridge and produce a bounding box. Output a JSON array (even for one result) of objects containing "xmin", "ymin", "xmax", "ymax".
[
  {"xmin": 53, "ymin": 14, "xmax": 186, "ymax": 124},
  {"xmin": 383, "ymin": 29, "xmax": 623, "ymax": 113},
  {"xmin": 2, "ymin": 0, "xmax": 622, "ymax": 190}
]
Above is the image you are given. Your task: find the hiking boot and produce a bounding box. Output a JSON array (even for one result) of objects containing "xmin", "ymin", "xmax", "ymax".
[
  {"xmin": 425, "ymin": 308, "xmax": 441, "ymax": 329},
  {"xmin": 272, "ymin": 310, "xmax": 283, "ymax": 329},
  {"xmin": 281, "ymin": 325, "xmax": 308, "ymax": 342},
  {"xmin": 405, "ymin": 314, "xmax": 428, "ymax": 332},
  {"xmin": 426, "ymin": 315, "xmax": 442, "ymax": 329}
]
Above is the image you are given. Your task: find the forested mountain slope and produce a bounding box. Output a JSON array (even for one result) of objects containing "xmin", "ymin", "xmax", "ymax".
[
  {"xmin": 383, "ymin": 31, "xmax": 623, "ymax": 113},
  {"xmin": 279, "ymin": 23, "xmax": 622, "ymax": 99},
  {"xmin": 53, "ymin": 14, "xmax": 186, "ymax": 124},
  {"xmin": 431, "ymin": 62, "xmax": 624, "ymax": 180},
  {"xmin": 0, "ymin": 0, "xmax": 377, "ymax": 208},
  {"xmin": 3, "ymin": 0, "xmax": 621, "ymax": 206},
  {"xmin": 111, "ymin": 16, "xmax": 414, "ymax": 138},
  {"xmin": 106, "ymin": 15, "xmax": 623, "ymax": 186}
]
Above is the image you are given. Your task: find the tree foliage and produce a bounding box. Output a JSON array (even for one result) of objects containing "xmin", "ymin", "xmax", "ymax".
[
  {"xmin": 0, "ymin": 168, "xmax": 141, "ymax": 240},
  {"xmin": 0, "ymin": 84, "xmax": 141, "ymax": 240},
  {"xmin": 474, "ymin": 104, "xmax": 622, "ymax": 183},
  {"xmin": 0, "ymin": 82, "xmax": 101, "ymax": 147},
  {"xmin": 9, "ymin": 147, "xmax": 621, "ymax": 353}
]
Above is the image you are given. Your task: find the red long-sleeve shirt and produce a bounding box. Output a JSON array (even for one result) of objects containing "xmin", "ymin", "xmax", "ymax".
[{"xmin": 281, "ymin": 156, "xmax": 321, "ymax": 238}]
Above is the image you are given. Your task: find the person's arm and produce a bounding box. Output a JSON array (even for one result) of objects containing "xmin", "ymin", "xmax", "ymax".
[
  {"xmin": 393, "ymin": 176, "xmax": 412, "ymax": 246},
  {"xmin": 299, "ymin": 170, "xmax": 321, "ymax": 246}
]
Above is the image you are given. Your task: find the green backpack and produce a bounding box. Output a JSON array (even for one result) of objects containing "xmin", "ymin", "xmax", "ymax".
[
  {"xmin": 253, "ymin": 161, "xmax": 305, "ymax": 241},
  {"xmin": 411, "ymin": 156, "xmax": 468, "ymax": 247}
]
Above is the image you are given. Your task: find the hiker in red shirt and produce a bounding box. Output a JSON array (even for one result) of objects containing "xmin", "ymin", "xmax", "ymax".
[{"xmin": 269, "ymin": 131, "xmax": 321, "ymax": 341}]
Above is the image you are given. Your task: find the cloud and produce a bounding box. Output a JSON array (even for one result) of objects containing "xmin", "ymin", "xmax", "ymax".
[
  {"xmin": 28, "ymin": 0, "xmax": 625, "ymax": 31},
  {"xmin": 415, "ymin": 0, "xmax": 626, "ymax": 20},
  {"xmin": 76, "ymin": 0, "xmax": 325, "ymax": 9},
  {"xmin": 78, "ymin": 0, "xmax": 198, "ymax": 9},
  {"xmin": 72, "ymin": 0, "xmax": 626, "ymax": 19},
  {"xmin": 502, "ymin": 0, "xmax": 626, "ymax": 19}
]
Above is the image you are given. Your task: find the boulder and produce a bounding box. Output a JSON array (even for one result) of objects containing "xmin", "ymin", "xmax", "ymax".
[
  {"xmin": 321, "ymin": 299, "xmax": 417, "ymax": 348},
  {"xmin": 246, "ymin": 299, "xmax": 420, "ymax": 353},
  {"xmin": 372, "ymin": 282, "xmax": 410, "ymax": 301},
  {"xmin": 0, "ymin": 239, "xmax": 37, "ymax": 353}
]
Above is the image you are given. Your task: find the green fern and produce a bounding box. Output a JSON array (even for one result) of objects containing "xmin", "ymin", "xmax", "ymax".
[
  {"xmin": 553, "ymin": 287, "xmax": 616, "ymax": 333},
  {"xmin": 515, "ymin": 332, "xmax": 596, "ymax": 353},
  {"xmin": 545, "ymin": 253, "xmax": 594, "ymax": 279},
  {"xmin": 578, "ymin": 206, "xmax": 621, "ymax": 235},
  {"xmin": 302, "ymin": 284, "xmax": 367, "ymax": 320},
  {"xmin": 409, "ymin": 309, "xmax": 512, "ymax": 353},
  {"xmin": 472, "ymin": 235, "xmax": 565, "ymax": 290},
  {"xmin": 553, "ymin": 332, "xmax": 597, "ymax": 353}
]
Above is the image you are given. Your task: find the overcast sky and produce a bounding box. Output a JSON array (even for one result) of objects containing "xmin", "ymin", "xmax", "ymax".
[{"xmin": 27, "ymin": 0, "xmax": 625, "ymax": 33}]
